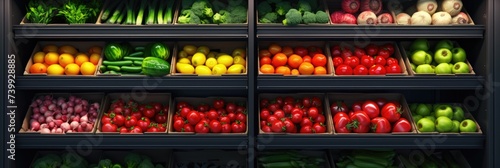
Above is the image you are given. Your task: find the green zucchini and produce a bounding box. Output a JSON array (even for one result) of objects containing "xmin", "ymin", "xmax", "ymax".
[
  {"xmin": 133, "ymin": 61, "xmax": 143, "ymax": 66},
  {"xmin": 109, "ymin": 70, "xmax": 118, "ymax": 74},
  {"xmin": 107, "ymin": 65, "xmax": 121, "ymax": 72},
  {"xmin": 102, "ymin": 60, "xmax": 133, "ymax": 66},
  {"xmin": 134, "ymin": 46, "xmax": 145, "ymax": 51},
  {"xmin": 99, "ymin": 66, "xmax": 107, "ymax": 72},
  {"xmin": 128, "ymin": 51, "xmax": 144, "ymax": 57},
  {"xmin": 121, "ymin": 66, "xmax": 142, "ymax": 73},
  {"xmin": 123, "ymin": 56, "xmax": 145, "ymax": 61}
]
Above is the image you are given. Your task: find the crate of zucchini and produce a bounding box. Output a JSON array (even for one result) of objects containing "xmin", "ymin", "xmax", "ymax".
[
  {"xmin": 332, "ymin": 149, "xmax": 403, "ymax": 168},
  {"xmin": 257, "ymin": 150, "xmax": 332, "ymax": 168},
  {"xmin": 98, "ymin": 0, "xmax": 176, "ymax": 25},
  {"xmin": 175, "ymin": 0, "xmax": 248, "ymax": 25},
  {"xmin": 21, "ymin": 0, "xmax": 103, "ymax": 25},
  {"xmin": 98, "ymin": 42, "xmax": 173, "ymax": 76}
]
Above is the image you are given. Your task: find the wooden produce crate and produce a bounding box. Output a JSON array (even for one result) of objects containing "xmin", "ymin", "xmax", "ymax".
[
  {"xmin": 169, "ymin": 150, "xmax": 247, "ymax": 168},
  {"xmin": 326, "ymin": 0, "xmax": 397, "ymax": 26},
  {"xmin": 391, "ymin": 0, "xmax": 475, "ymax": 25},
  {"xmin": 257, "ymin": 150, "xmax": 333, "ymax": 168},
  {"xmin": 413, "ymin": 103, "xmax": 483, "ymax": 135},
  {"xmin": 257, "ymin": 0, "xmax": 331, "ymax": 25}
]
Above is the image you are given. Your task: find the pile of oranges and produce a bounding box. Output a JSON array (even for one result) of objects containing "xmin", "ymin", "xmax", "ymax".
[
  {"xmin": 259, "ymin": 43, "xmax": 329, "ymax": 75},
  {"xmin": 29, "ymin": 44, "xmax": 101, "ymax": 75}
]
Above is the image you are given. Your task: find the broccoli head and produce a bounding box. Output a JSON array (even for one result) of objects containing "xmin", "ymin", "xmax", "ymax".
[
  {"xmin": 124, "ymin": 153, "xmax": 142, "ymax": 168},
  {"xmin": 191, "ymin": 0, "xmax": 213, "ymax": 18},
  {"xmin": 315, "ymin": 11, "xmax": 330, "ymax": 23},
  {"xmin": 33, "ymin": 154, "xmax": 62, "ymax": 168},
  {"xmin": 178, "ymin": 10, "xmax": 201, "ymax": 24},
  {"xmin": 259, "ymin": 12, "xmax": 278, "ymax": 23},
  {"xmin": 276, "ymin": 1, "xmax": 292, "ymax": 16},
  {"xmin": 302, "ymin": 11, "xmax": 316, "ymax": 24},
  {"xmin": 282, "ymin": 9, "xmax": 302, "ymax": 26},
  {"xmin": 257, "ymin": 1, "xmax": 272, "ymax": 17},
  {"xmin": 211, "ymin": 0, "xmax": 226, "ymax": 12},
  {"xmin": 62, "ymin": 152, "xmax": 88, "ymax": 168},
  {"xmin": 98, "ymin": 159, "xmax": 113, "ymax": 168},
  {"xmin": 297, "ymin": 0, "xmax": 312, "ymax": 14},
  {"xmin": 213, "ymin": 10, "xmax": 230, "ymax": 24},
  {"xmin": 227, "ymin": 6, "xmax": 247, "ymax": 23}
]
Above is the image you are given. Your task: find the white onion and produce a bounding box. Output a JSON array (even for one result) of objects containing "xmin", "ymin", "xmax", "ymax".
[
  {"xmin": 40, "ymin": 128, "xmax": 50, "ymax": 133},
  {"xmin": 442, "ymin": 0, "xmax": 462, "ymax": 16},
  {"xmin": 70, "ymin": 121, "xmax": 79, "ymax": 130},
  {"xmin": 452, "ymin": 12, "xmax": 469, "ymax": 24},
  {"xmin": 417, "ymin": 0, "xmax": 437, "ymax": 15},
  {"xmin": 432, "ymin": 12, "xmax": 452, "ymax": 25},
  {"xmin": 411, "ymin": 11, "xmax": 432, "ymax": 25},
  {"xmin": 61, "ymin": 122, "xmax": 70, "ymax": 131}
]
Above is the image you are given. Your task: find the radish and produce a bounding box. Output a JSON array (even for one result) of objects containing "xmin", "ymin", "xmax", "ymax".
[
  {"xmin": 70, "ymin": 121, "xmax": 79, "ymax": 130},
  {"xmin": 30, "ymin": 121, "xmax": 41, "ymax": 131},
  {"xmin": 55, "ymin": 128, "xmax": 63, "ymax": 133},
  {"xmin": 342, "ymin": 0, "xmax": 360, "ymax": 14},
  {"xmin": 40, "ymin": 128, "xmax": 50, "ymax": 133},
  {"xmin": 54, "ymin": 119, "xmax": 64, "ymax": 127},
  {"xmin": 48, "ymin": 121, "xmax": 55, "ymax": 129},
  {"xmin": 357, "ymin": 11, "xmax": 378, "ymax": 25},
  {"xmin": 361, "ymin": 0, "xmax": 382, "ymax": 15},
  {"xmin": 61, "ymin": 122, "xmax": 70, "ymax": 131},
  {"xmin": 80, "ymin": 114, "xmax": 89, "ymax": 123},
  {"xmin": 72, "ymin": 115, "xmax": 80, "ymax": 122}
]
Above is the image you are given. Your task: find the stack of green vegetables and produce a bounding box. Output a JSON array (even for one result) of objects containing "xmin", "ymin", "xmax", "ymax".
[
  {"xmin": 102, "ymin": 42, "xmax": 171, "ymax": 76},
  {"xmin": 258, "ymin": 151, "xmax": 326, "ymax": 168},
  {"xmin": 100, "ymin": 0, "xmax": 175, "ymax": 25},
  {"xmin": 178, "ymin": 0, "xmax": 247, "ymax": 24},
  {"xmin": 335, "ymin": 149, "xmax": 398, "ymax": 168},
  {"xmin": 97, "ymin": 153, "xmax": 165, "ymax": 168},
  {"xmin": 31, "ymin": 152, "xmax": 92, "ymax": 168},
  {"xmin": 399, "ymin": 151, "xmax": 464, "ymax": 168},
  {"xmin": 257, "ymin": 0, "xmax": 330, "ymax": 25},
  {"xmin": 25, "ymin": 0, "xmax": 102, "ymax": 24}
]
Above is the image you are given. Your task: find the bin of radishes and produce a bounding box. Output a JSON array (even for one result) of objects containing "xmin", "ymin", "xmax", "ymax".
[
  {"xmin": 20, "ymin": 94, "xmax": 103, "ymax": 134},
  {"xmin": 329, "ymin": 0, "xmax": 394, "ymax": 25}
]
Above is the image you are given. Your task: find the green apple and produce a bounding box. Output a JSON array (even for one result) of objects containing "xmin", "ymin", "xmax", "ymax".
[
  {"xmin": 434, "ymin": 105, "xmax": 454, "ymax": 119},
  {"xmin": 435, "ymin": 63, "xmax": 452, "ymax": 74},
  {"xmin": 459, "ymin": 119, "xmax": 477, "ymax": 132},
  {"xmin": 417, "ymin": 118, "xmax": 436, "ymax": 132},
  {"xmin": 409, "ymin": 103, "xmax": 418, "ymax": 113},
  {"xmin": 426, "ymin": 104, "xmax": 433, "ymax": 110},
  {"xmin": 452, "ymin": 106, "xmax": 465, "ymax": 122},
  {"xmin": 432, "ymin": 103, "xmax": 451, "ymax": 111},
  {"xmin": 452, "ymin": 62, "xmax": 470, "ymax": 74},
  {"xmin": 424, "ymin": 116, "xmax": 436, "ymax": 123},
  {"xmin": 411, "ymin": 50, "xmax": 433, "ymax": 65},
  {"xmin": 413, "ymin": 115, "xmax": 423, "ymax": 123},
  {"xmin": 450, "ymin": 120, "xmax": 460, "ymax": 133},
  {"xmin": 410, "ymin": 39, "xmax": 430, "ymax": 52},
  {"xmin": 434, "ymin": 48, "xmax": 453, "ymax": 63},
  {"xmin": 415, "ymin": 104, "xmax": 431, "ymax": 116},
  {"xmin": 451, "ymin": 47, "xmax": 467, "ymax": 63},
  {"xmin": 416, "ymin": 64, "xmax": 435, "ymax": 73},
  {"xmin": 435, "ymin": 116, "xmax": 454, "ymax": 132},
  {"xmin": 435, "ymin": 39, "xmax": 454, "ymax": 51},
  {"xmin": 410, "ymin": 63, "xmax": 416, "ymax": 72}
]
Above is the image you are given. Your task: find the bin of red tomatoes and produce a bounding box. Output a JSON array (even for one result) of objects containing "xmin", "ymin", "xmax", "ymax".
[
  {"xmin": 330, "ymin": 41, "xmax": 408, "ymax": 76},
  {"xmin": 327, "ymin": 93, "xmax": 416, "ymax": 134},
  {"xmin": 96, "ymin": 93, "xmax": 172, "ymax": 134},
  {"xmin": 168, "ymin": 97, "xmax": 248, "ymax": 134},
  {"xmin": 259, "ymin": 93, "xmax": 333, "ymax": 134}
]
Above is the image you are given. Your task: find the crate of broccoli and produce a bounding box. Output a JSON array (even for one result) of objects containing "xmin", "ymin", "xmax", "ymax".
[
  {"xmin": 98, "ymin": 150, "xmax": 170, "ymax": 168},
  {"xmin": 29, "ymin": 150, "xmax": 102, "ymax": 168},
  {"xmin": 257, "ymin": 0, "xmax": 331, "ymax": 25},
  {"xmin": 175, "ymin": 0, "xmax": 248, "ymax": 25}
]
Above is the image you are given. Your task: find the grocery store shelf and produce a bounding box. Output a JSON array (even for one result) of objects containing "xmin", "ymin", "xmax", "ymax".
[
  {"xmin": 16, "ymin": 76, "xmax": 248, "ymax": 90},
  {"xmin": 256, "ymin": 134, "xmax": 485, "ymax": 149},
  {"xmin": 13, "ymin": 25, "xmax": 248, "ymax": 39},
  {"xmin": 257, "ymin": 76, "xmax": 485, "ymax": 90},
  {"xmin": 16, "ymin": 134, "xmax": 248, "ymax": 149},
  {"xmin": 257, "ymin": 25, "xmax": 485, "ymax": 39}
]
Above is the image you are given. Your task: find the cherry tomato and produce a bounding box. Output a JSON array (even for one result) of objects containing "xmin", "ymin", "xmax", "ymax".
[
  {"xmin": 154, "ymin": 111, "xmax": 168, "ymax": 124},
  {"xmin": 294, "ymin": 46, "xmax": 308, "ymax": 56},
  {"xmin": 187, "ymin": 111, "xmax": 201, "ymax": 125},
  {"xmin": 300, "ymin": 125, "xmax": 314, "ymax": 133},
  {"xmin": 180, "ymin": 107, "xmax": 191, "ymax": 118},
  {"xmin": 392, "ymin": 118, "xmax": 412, "ymax": 132},
  {"xmin": 312, "ymin": 123, "xmax": 326, "ymax": 133},
  {"xmin": 381, "ymin": 102, "xmax": 402, "ymax": 123},
  {"xmin": 344, "ymin": 56, "xmax": 360, "ymax": 69},
  {"xmin": 291, "ymin": 112, "xmax": 303, "ymax": 124},
  {"xmin": 361, "ymin": 55, "xmax": 374, "ymax": 68},
  {"xmin": 112, "ymin": 114, "xmax": 125, "ymax": 127},
  {"xmin": 374, "ymin": 56, "xmax": 387, "ymax": 66},
  {"xmin": 331, "ymin": 46, "xmax": 341, "ymax": 57},
  {"xmin": 274, "ymin": 110, "xmax": 286, "ymax": 119},
  {"xmin": 354, "ymin": 47, "xmax": 366, "ymax": 59},
  {"xmin": 261, "ymin": 125, "xmax": 272, "ymax": 132},
  {"xmin": 382, "ymin": 43, "xmax": 395, "ymax": 55},
  {"xmin": 336, "ymin": 64, "xmax": 353, "ymax": 75},
  {"xmin": 386, "ymin": 57, "xmax": 398, "ymax": 65},
  {"xmin": 206, "ymin": 110, "xmax": 219, "ymax": 121},
  {"xmin": 353, "ymin": 65, "xmax": 368, "ymax": 75},
  {"xmin": 378, "ymin": 48, "xmax": 391, "ymax": 59},
  {"xmin": 209, "ymin": 120, "xmax": 222, "ymax": 133},
  {"xmin": 371, "ymin": 117, "xmax": 392, "ymax": 133},
  {"xmin": 101, "ymin": 123, "xmax": 117, "ymax": 132},
  {"xmin": 183, "ymin": 124, "xmax": 194, "ymax": 132},
  {"xmin": 362, "ymin": 100, "xmax": 380, "ymax": 119},
  {"xmin": 333, "ymin": 112, "xmax": 352, "ymax": 133},
  {"xmin": 386, "ymin": 64, "xmax": 402, "ymax": 73},
  {"xmin": 260, "ymin": 108, "xmax": 271, "ymax": 121},
  {"xmin": 350, "ymin": 111, "xmax": 371, "ymax": 133},
  {"xmin": 213, "ymin": 98, "xmax": 225, "ymax": 109},
  {"xmin": 333, "ymin": 57, "xmax": 343, "ymax": 67},
  {"xmin": 173, "ymin": 119, "xmax": 185, "ymax": 132},
  {"xmin": 124, "ymin": 116, "xmax": 138, "ymax": 128},
  {"xmin": 231, "ymin": 120, "xmax": 246, "ymax": 133},
  {"xmin": 307, "ymin": 107, "xmax": 320, "ymax": 119},
  {"xmin": 300, "ymin": 118, "xmax": 313, "ymax": 127},
  {"xmin": 221, "ymin": 124, "xmax": 232, "ymax": 133},
  {"xmin": 352, "ymin": 101, "xmax": 363, "ymax": 112},
  {"xmin": 195, "ymin": 122, "xmax": 210, "ymax": 133},
  {"xmin": 365, "ymin": 44, "xmax": 379, "ymax": 56},
  {"xmin": 330, "ymin": 101, "xmax": 348, "ymax": 115},
  {"xmin": 369, "ymin": 65, "xmax": 386, "ymax": 75},
  {"xmin": 225, "ymin": 102, "xmax": 237, "ymax": 113}
]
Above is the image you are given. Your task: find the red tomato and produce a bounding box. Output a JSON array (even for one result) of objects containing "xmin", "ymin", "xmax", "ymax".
[
  {"xmin": 268, "ymin": 103, "xmax": 280, "ymax": 112},
  {"xmin": 378, "ymin": 48, "xmax": 391, "ymax": 59},
  {"xmin": 183, "ymin": 124, "xmax": 194, "ymax": 132},
  {"xmin": 179, "ymin": 107, "xmax": 191, "ymax": 118},
  {"xmin": 260, "ymin": 98, "xmax": 270, "ymax": 107},
  {"xmin": 112, "ymin": 114, "xmax": 125, "ymax": 127},
  {"xmin": 312, "ymin": 123, "xmax": 326, "ymax": 133},
  {"xmin": 382, "ymin": 43, "xmax": 395, "ymax": 55},
  {"xmin": 369, "ymin": 65, "xmax": 386, "ymax": 75},
  {"xmin": 220, "ymin": 116, "xmax": 231, "ymax": 124},
  {"xmin": 333, "ymin": 57, "xmax": 344, "ymax": 67},
  {"xmin": 351, "ymin": 101, "xmax": 363, "ymax": 112},
  {"xmin": 137, "ymin": 117, "xmax": 151, "ymax": 132},
  {"xmin": 273, "ymin": 110, "xmax": 285, "ymax": 119},
  {"xmin": 101, "ymin": 114, "xmax": 112, "ymax": 124},
  {"xmin": 113, "ymin": 107, "xmax": 123, "ymax": 115},
  {"xmin": 197, "ymin": 104, "xmax": 210, "ymax": 112},
  {"xmin": 232, "ymin": 120, "xmax": 246, "ymax": 133},
  {"xmin": 311, "ymin": 97, "xmax": 322, "ymax": 107},
  {"xmin": 312, "ymin": 54, "xmax": 327, "ymax": 67},
  {"xmin": 341, "ymin": 47, "xmax": 353, "ymax": 59},
  {"xmin": 330, "ymin": 101, "xmax": 348, "ymax": 115},
  {"xmin": 221, "ymin": 124, "xmax": 232, "ymax": 133},
  {"xmin": 300, "ymin": 125, "xmax": 314, "ymax": 133},
  {"xmin": 213, "ymin": 99, "xmax": 225, "ymax": 109},
  {"xmin": 350, "ymin": 111, "xmax": 371, "ymax": 133},
  {"xmin": 294, "ymin": 46, "xmax": 308, "ymax": 56},
  {"xmin": 374, "ymin": 56, "xmax": 386, "ymax": 66},
  {"xmin": 261, "ymin": 120, "xmax": 268, "ymax": 127},
  {"xmin": 142, "ymin": 106, "xmax": 156, "ymax": 118},
  {"xmin": 353, "ymin": 65, "xmax": 368, "ymax": 75},
  {"xmin": 267, "ymin": 115, "xmax": 279, "ymax": 124},
  {"xmin": 386, "ymin": 57, "xmax": 398, "ymax": 65},
  {"xmin": 119, "ymin": 127, "xmax": 128, "ymax": 133},
  {"xmin": 235, "ymin": 113, "xmax": 247, "ymax": 123},
  {"xmin": 282, "ymin": 46, "xmax": 294, "ymax": 56},
  {"xmin": 187, "ymin": 111, "xmax": 201, "ymax": 125},
  {"xmin": 344, "ymin": 56, "xmax": 360, "ymax": 69},
  {"xmin": 314, "ymin": 114, "xmax": 326, "ymax": 123},
  {"xmin": 354, "ymin": 47, "xmax": 366, "ymax": 59},
  {"xmin": 283, "ymin": 104, "xmax": 294, "ymax": 114},
  {"xmin": 291, "ymin": 112, "xmax": 303, "ymax": 124},
  {"xmin": 235, "ymin": 105, "xmax": 246, "ymax": 114},
  {"xmin": 362, "ymin": 100, "xmax": 380, "ymax": 119},
  {"xmin": 158, "ymin": 123, "xmax": 167, "ymax": 132},
  {"xmin": 206, "ymin": 110, "xmax": 219, "ymax": 121},
  {"xmin": 124, "ymin": 116, "xmax": 138, "ymax": 128},
  {"xmin": 225, "ymin": 102, "xmax": 237, "ymax": 113},
  {"xmin": 333, "ymin": 112, "xmax": 352, "ymax": 133},
  {"xmin": 386, "ymin": 64, "xmax": 402, "ymax": 73},
  {"xmin": 176, "ymin": 101, "xmax": 189, "ymax": 110},
  {"xmin": 195, "ymin": 122, "xmax": 210, "ymax": 133},
  {"xmin": 307, "ymin": 107, "xmax": 320, "ymax": 119},
  {"xmin": 131, "ymin": 111, "xmax": 142, "ymax": 121},
  {"xmin": 261, "ymin": 125, "xmax": 272, "ymax": 132},
  {"xmin": 151, "ymin": 102, "xmax": 163, "ymax": 113},
  {"xmin": 154, "ymin": 111, "xmax": 168, "ymax": 124},
  {"xmin": 260, "ymin": 109, "xmax": 271, "ymax": 121},
  {"xmin": 283, "ymin": 120, "xmax": 297, "ymax": 133},
  {"xmin": 336, "ymin": 64, "xmax": 353, "ymax": 75},
  {"xmin": 331, "ymin": 46, "xmax": 341, "ymax": 57},
  {"xmin": 375, "ymin": 98, "xmax": 387, "ymax": 108},
  {"xmin": 209, "ymin": 120, "xmax": 222, "ymax": 133},
  {"xmin": 365, "ymin": 44, "xmax": 379, "ymax": 56},
  {"xmin": 129, "ymin": 126, "xmax": 143, "ymax": 133},
  {"xmin": 392, "ymin": 118, "xmax": 412, "ymax": 132},
  {"xmin": 147, "ymin": 126, "xmax": 160, "ymax": 132},
  {"xmin": 101, "ymin": 123, "xmax": 117, "ymax": 132},
  {"xmin": 361, "ymin": 55, "xmax": 374, "ymax": 68},
  {"xmin": 308, "ymin": 46, "xmax": 323, "ymax": 56},
  {"xmin": 173, "ymin": 119, "xmax": 185, "ymax": 132},
  {"xmin": 283, "ymin": 96, "xmax": 295, "ymax": 105},
  {"xmin": 381, "ymin": 102, "xmax": 402, "ymax": 123},
  {"xmin": 371, "ymin": 117, "xmax": 392, "ymax": 133},
  {"xmin": 300, "ymin": 118, "xmax": 313, "ymax": 127},
  {"xmin": 227, "ymin": 112, "xmax": 236, "ymax": 122},
  {"xmin": 275, "ymin": 97, "xmax": 284, "ymax": 106}
]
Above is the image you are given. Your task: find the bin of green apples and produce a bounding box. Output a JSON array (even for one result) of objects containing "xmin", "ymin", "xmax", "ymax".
[
  {"xmin": 400, "ymin": 39, "xmax": 475, "ymax": 76},
  {"xmin": 408, "ymin": 103, "xmax": 482, "ymax": 134}
]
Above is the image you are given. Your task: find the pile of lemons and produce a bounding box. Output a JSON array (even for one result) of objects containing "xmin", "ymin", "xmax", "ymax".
[
  {"xmin": 176, "ymin": 45, "xmax": 246, "ymax": 75},
  {"xmin": 29, "ymin": 44, "xmax": 101, "ymax": 75}
]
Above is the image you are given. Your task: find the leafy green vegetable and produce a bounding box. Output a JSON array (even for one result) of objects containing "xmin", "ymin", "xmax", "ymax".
[
  {"xmin": 98, "ymin": 159, "xmax": 113, "ymax": 168},
  {"xmin": 124, "ymin": 153, "xmax": 142, "ymax": 168},
  {"xmin": 57, "ymin": 0, "xmax": 101, "ymax": 24},
  {"xmin": 25, "ymin": 0, "xmax": 58, "ymax": 24}
]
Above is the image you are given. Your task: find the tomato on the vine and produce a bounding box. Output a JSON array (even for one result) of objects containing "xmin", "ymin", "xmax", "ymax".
[
  {"xmin": 381, "ymin": 102, "xmax": 402, "ymax": 123},
  {"xmin": 333, "ymin": 57, "xmax": 344, "ymax": 67},
  {"xmin": 333, "ymin": 112, "xmax": 351, "ymax": 133},
  {"xmin": 349, "ymin": 111, "xmax": 371, "ymax": 133},
  {"xmin": 371, "ymin": 117, "xmax": 392, "ymax": 133},
  {"xmin": 369, "ymin": 65, "xmax": 387, "ymax": 75},
  {"xmin": 336, "ymin": 64, "xmax": 353, "ymax": 75},
  {"xmin": 353, "ymin": 65, "xmax": 368, "ymax": 75}
]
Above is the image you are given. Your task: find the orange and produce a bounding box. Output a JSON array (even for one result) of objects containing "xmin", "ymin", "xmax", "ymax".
[
  {"xmin": 58, "ymin": 54, "xmax": 75, "ymax": 67},
  {"xmin": 268, "ymin": 43, "xmax": 282, "ymax": 55},
  {"xmin": 80, "ymin": 62, "xmax": 96, "ymax": 75},
  {"xmin": 314, "ymin": 66, "xmax": 327, "ymax": 75},
  {"xmin": 298, "ymin": 62, "xmax": 315, "ymax": 75},
  {"xmin": 275, "ymin": 66, "xmax": 291, "ymax": 75},
  {"xmin": 44, "ymin": 52, "xmax": 59, "ymax": 65},
  {"xmin": 260, "ymin": 64, "xmax": 275, "ymax": 74},
  {"xmin": 75, "ymin": 53, "xmax": 90, "ymax": 66},
  {"xmin": 42, "ymin": 45, "xmax": 58, "ymax": 53},
  {"xmin": 29, "ymin": 63, "xmax": 47, "ymax": 74},
  {"xmin": 46, "ymin": 64, "xmax": 65, "ymax": 75},
  {"xmin": 88, "ymin": 46, "xmax": 102, "ymax": 54},
  {"xmin": 312, "ymin": 54, "xmax": 327, "ymax": 67},
  {"xmin": 89, "ymin": 53, "xmax": 101, "ymax": 65},
  {"xmin": 32, "ymin": 51, "xmax": 46, "ymax": 63},
  {"xmin": 291, "ymin": 69, "xmax": 300, "ymax": 75},
  {"xmin": 287, "ymin": 54, "xmax": 303, "ymax": 69},
  {"xmin": 260, "ymin": 57, "xmax": 271, "ymax": 66},
  {"xmin": 303, "ymin": 55, "xmax": 312, "ymax": 63},
  {"xmin": 58, "ymin": 45, "xmax": 78, "ymax": 55},
  {"xmin": 271, "ymin": 53, "xmax": 287, "ymax": 67},
  {"xmin": 64, "ymin": 63, "xmax": 80, "ymax": 75}
]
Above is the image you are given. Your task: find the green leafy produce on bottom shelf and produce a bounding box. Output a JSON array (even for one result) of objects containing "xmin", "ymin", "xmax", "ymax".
[
  {"xmin": 32, "ymin": 152, "xmax": 89, "ymax": 168},
  {"xmin": 258, "ymin": 151, "xmax": 326, "ymax": 168},
  {"xmin": 142, "ymin": 57, "xmax": 171, "ymax": 76},
  {"xmin": 335, "ymin": 149, "xmax": 397, "ymax": 168}
]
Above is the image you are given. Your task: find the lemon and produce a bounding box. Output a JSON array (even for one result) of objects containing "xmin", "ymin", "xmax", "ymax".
[
  {"xmin": 58, "ymin": 53, "xmax": 75, "ymax": 67},
  {"xmin": 176, "ymin": 63, "xmax": 195, "ymax": 74},
  {"xmin": 195, "ymin": 65, "xmax": 212, "ymax": 75},
  {"xmin": 191, "ymin": 52, "xmax": 206, "ymax": 66},
  {"xmin": 47, "ymin": 64, "xmax": 65, "ymax": 75},
  {"xmin": 178, "ymin": 58, "xmax": 191, "ymax": 64},
  {"xmin": 80, "ymin": 62, "xmax": 96, "ymax": 75},
  {"xmin": 205, "ymin": 58, "xmax": 218, "ymax": 69},
  {"xmin": 217, "ymin": 55, "xmax": 233, "ymax": 67},
  {"xmin": 212, "ymin": 64, "xmax": 227, "ymax": 75},
  {"xmin": 216, "ymin": 52, "xmax": 229, "ymax": 57},
  {"xmin": 233, "ymin": 56, "xmax": 246, "ymax": 66},
  {"xmin": 33, "ymin": 51, "xmax": 46, "ymax": 63},
  {"xmin": 64, "ymin": 63, "xmax": 80, "ymax": 75},
  {"xmin": 227, "ymin": 64, "xmax": 245, "ymax": 74}
]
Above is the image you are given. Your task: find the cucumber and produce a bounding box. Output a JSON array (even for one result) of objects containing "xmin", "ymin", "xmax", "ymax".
[
  {"xmin": 102, "ymin": 60, "xmax": 133, "ymax": 66},
  {"xmin": 121, "ymin": 66, "xmax": 142, "ymax": 73},
  {"xmin": 128, "ymin": 51, "xmax": 144, "ymax": 57},
  {"xmin": 107, "ymin": 65, "xmax": 121, "ymax": 72},
  {"xmin": 134, "ymin": 46, "xmax": 145, "ymax": 51},
  {"xmin": 133, "ymin": 61, "xmax": 143, "ymax": 66},
  {"xmin": 123, "ymin": 56, "xmax": 145, "ymax": 61},
  {"xmin": 109, "ymin": 70, "xmax": 118, "ymax": 74},
  {"xmin": 99, "ymin": 66, "xmax": 107, "ymax": 72}
]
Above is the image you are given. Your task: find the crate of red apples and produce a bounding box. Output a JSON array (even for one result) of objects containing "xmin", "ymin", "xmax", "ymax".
[{"xmin": 327, "ymin": 93, "xmax": 416, "ymax": 134}]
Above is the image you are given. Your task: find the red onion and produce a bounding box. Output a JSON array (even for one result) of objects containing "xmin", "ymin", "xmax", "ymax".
[
  {"xmin": 30, "ymin": 119, "xmax": 36, "ymax": 124},
  {"xmin": 32, "ymin": 107, "xmax": 40, "ymax": 114},
  {"xmin": 61, "ymin": 122, "xmax": 70, "ymax": 131},
  {"xmin": 40, "ymin": 106, "xmax": 48, "ymax": 113},
  {"xmin": 48, "ymin": 121, "xmax": 55, "ymax": 129},
  {"xmin": 32, "ymin": 113, "xmax": 41, "ymax": 119},
  {"xmin": 342, "ymin": 13, "xmax": 357, "ymax": 24},
  {"xmin": 75, "ymin": 98, "xmax": 82, "ymax": 104},
  {"xmin": 77, "ymin": 125, "xmax": 84, "ymax": 132},
  {"xmin": 80, "ymin": 114, "xmax": 89, "ymax": 123},
  {"xmin": 54, "ymin": 119, "xmax": 63, "ymax": 127},
  {"xmin": 80, "ymin": 122, "xmax": 87, "ymax": 128},
  {"xmin": 72, "ymin": 115, "xmax": 80, "ymax": 122},
  {"xmin": 69, "ymin": 95, "xmax": 76, "ymax": 102},
  {"xmin": 342, "ymin": 0, "xmax": 360, "ymax": 14},
  {"xmin": 81, "ymin": 100, "xmax": 89, "ymax": 106},
  {"xmin": 80, "ymin": 111, "xmax": 88, "ymax": 117},
  {"xmin": 74, "ymin": 105, "xmax": 83, "ymax": 113},
  {"xmin": 44, "ymin": 111, "xmax": 53, "ymax": 117},
  {"xmin": 67, "ymin": 102, "xmax": 75, "ymax": 107},
  {"xmin": 378, "ymin": 13, "xmax": 394, "ymax": 24},
  {"xmin": 361, "ymin": 0, "xmax": 382, "ymax": 15},
  {"xmin": 38, "ymin": 116, "xmax": 46, "ymax": 123},
  {"xmin": 36, "ymin": 98, "xmax": 43, "ymax": 105},
  {"xmin": 358, "ymin": 11, "xmax": 378, "ymax": 24},
  {"xmin": 48, "ymin": 104, "xmax": 56, "ymax": 111},
  {"xmin": 67, "ymin": 130, "xmax": 73, "ymax": 133},
  {"xmin": 46, "ymin": 116, "xmax": 54, "ymax": 123},
  {"xmin": 44, "ymin": 95, "xmax": 52, "ymax": 100},
  {"xmin": 62, "ymin": 110, "xmax": 68, "ymax": 115},
  {"xmin": 55, "ymin": 128, "xmax": 63, "ymax": 133},
  {"xmin": 67, "ymin": 107, "xmax": 74, "ymax": 114},
  {"xmin": 61, "ymin": 103, "xmax": 68, "ymax": 109},
  {"xmin": 61, "ymin": 115, "xmax": 68, "ymax": 122},
  {"xmin": 30, "ymin": 121, "xmax": 41, "ymax": 131},
  {"xmin": 40, "ymin": 128, "xmax": 50, "ymax": 133},
  {"xmin": 92, "ymin": 103, "xmax": 100, "ymax": 109},
  {"xmin": 55, "ymin": 113, "xmax": 62, "ymax": 120},
  {"xmin": 31, "ymin": 102, "xmax": 38, "ymax": 108},
  {"xmin": 70, "ymin": 121, "xmax": 79, "ymax": 130},
  {"xmin": 43, "ymin": 100, "xmax": 52, "ymax": 106}
]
